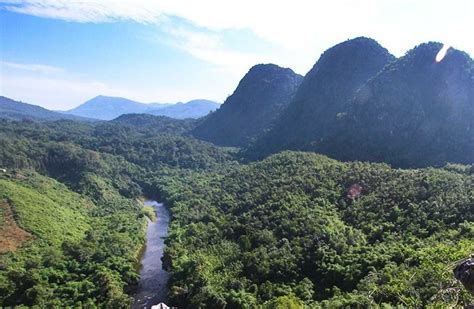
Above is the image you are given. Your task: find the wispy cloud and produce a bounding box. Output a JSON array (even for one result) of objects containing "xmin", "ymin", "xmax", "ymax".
[
  {"xmin": 165, "ymin": 27, "xmax": 264, "ymax": 75},
  {"xmin": 2, "ymin": 0, "xmax": 474, "ymax": 109},
  {"xmin": 0, "ymin": 61, "xmax": 65, "ymax": 74},
  {"xmin": 3, "ymin": 0, "xmax": 474, "ymax": 59},
  {"xmin": 1, "ymin": 0, "xmax": 165, "ymax": 23}
]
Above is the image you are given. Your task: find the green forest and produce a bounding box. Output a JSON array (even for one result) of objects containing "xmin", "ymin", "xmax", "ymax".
[
  {"xmin": 0, "ymin": 118, "xmax": 472, "ymax": 308},
  {"xmin": 156, "ymin": 152, "xmax": 473, "ymax": 307}
]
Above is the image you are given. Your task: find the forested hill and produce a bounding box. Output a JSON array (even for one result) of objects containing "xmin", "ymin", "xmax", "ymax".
[
  {"xmin": 111, "ymin": 113, "xmax": 198, "ymax": 135},
  {"xmin": 247, "ymin": 37, "xmax": 395, "ymax": 158},
  {"xmin": 319, "ymin": 42, "xmax": 474, "ymax": 167},
  {"xmin": 192, "ymin": 64, "xmax": 303, "ymax": 147},
  {"xmin": 0, "ymin": 96, "xmax": 92, "ymax": 122},
  {"xmin": 0, "ymin": 119, "xmax": 236, "ymax": 171},
  {"xmin": 245, "ymin": 39, "xmax": 473, "ymax": 168},
  {"xmin": 156, "ymin": 151, "xmax": 473, "ymax": 307}
]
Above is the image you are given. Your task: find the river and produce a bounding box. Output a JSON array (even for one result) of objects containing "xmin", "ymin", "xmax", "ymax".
[{"xmin": 133, "ymin": 200, "xmax": 170, "ymax": 308}]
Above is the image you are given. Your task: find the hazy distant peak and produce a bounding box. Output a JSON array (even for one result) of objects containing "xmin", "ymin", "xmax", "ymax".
[{"xmin": 65, "ymin": 96, "xmax": 220, "ymax": 120}]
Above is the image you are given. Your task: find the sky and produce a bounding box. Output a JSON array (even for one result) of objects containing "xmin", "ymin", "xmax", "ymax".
[{"xmin": 0, "ymin": 0, "xmax": 473, "ymax": 110}]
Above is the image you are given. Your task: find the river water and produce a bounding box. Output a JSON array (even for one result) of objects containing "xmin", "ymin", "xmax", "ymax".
[{"xmin": 133, "ymin": 200, "xmax": 170, "ymax": 308}]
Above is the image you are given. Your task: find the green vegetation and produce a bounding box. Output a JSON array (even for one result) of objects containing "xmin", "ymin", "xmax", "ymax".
[
  {"xmin": 156, "ymin": 152, "xmax": 473, "ymax": 307},
  {"xmin": 0, "ymin": 118, "xmax": 236, "ymax": 307},
  {"xmin": 247, "ymin": 39, "xmax": 474, "ymax": 169},
  {"xmin": 142, "ymin": 205, "xmax": 157, "ymax": 222},
  {"xmin": 0, "ymin": 170, "xmax": 145, "ymax": 307},
  {"xmin": 1, "ymin": 41, "xmax": 473, "ymax": 307},
  {"xmin": 0, "ymin": 172, "xmax": 90, "ymax": 245},
  {"xmin": 0, "ymin": 109, "xmax": 472, "ymax": 307}
]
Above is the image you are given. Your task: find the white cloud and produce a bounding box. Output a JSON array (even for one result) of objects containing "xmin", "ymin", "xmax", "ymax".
[
  {"xmin": 164, "ymin": 27, "xmax": 265, "ymax": 75},
  {"xmin": 2, "ymin": 0, "xmax": 474, "ymax": 72},
  {"xmin": 1, "ymin": 0, "xmax": 165, "ymax": 23},
  {"xmin": 0, "ymin": 61, "xmax": 65, "ymax": 74},
  {"xmin": 2, "ymin": 0, "xmax": 474, "ymax": 109}
]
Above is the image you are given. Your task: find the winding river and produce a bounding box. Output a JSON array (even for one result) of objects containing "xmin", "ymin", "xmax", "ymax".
[{"xmin": 133, "ymin": 200, "xmax": 170, "ymax": 308}]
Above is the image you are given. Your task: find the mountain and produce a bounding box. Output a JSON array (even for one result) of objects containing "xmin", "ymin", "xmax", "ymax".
[
  {"xmin": 0, "ymin": 96, "xmax": 92, "ymax": 122},
  {"xmin": 320, "ymin": 42, "xmax": 474, "ymax": 167},
  {"xmin": 65, "ymin": 95, "xmax": 219, "ymax": 120},
  {"xmin": 249, "ymin": 37, "xmax": 395, "ymax": 157},
  {"xmin": 148, "ymin": 99, "xmax": 220, "ymax": 119},
  {"xmin": 192, "ymin": 64, "xmax": 303, "ymax": 147},
  {"xmin": 64, "ymin": 95, "xmax": 161, "ymax": 120}
]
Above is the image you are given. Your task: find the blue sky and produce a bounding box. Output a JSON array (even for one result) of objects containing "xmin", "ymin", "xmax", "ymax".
[{"xmin": 1, "ymin": 0, "xmax": 473, "ymax": 110}]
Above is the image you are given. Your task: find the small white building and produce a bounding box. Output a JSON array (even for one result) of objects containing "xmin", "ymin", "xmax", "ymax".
[{"xmin": 151, "ymin": 303, "xmax": 170, "ymax": 309}]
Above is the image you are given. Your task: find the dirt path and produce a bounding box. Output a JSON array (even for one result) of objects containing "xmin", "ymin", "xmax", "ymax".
[{"xmin": 0, "ymin": 200, "xmax": 31, "ymax": 253}]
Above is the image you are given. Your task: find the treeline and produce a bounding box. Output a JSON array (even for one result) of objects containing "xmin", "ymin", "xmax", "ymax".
[{"xmin": 155, "ymin": 152, "xmax": 474, "ymax": 307}]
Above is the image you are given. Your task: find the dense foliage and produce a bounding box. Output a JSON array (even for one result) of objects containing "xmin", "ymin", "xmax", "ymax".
[
  {"xmin": 192, "ymin": 64, "xmax": 303, "ymax": 147},
  {"xmin": 111, "ymin": 114, "xmax": 198, "ymax": 135},
  {"xmin": 0, "ymin": 170, "xmax": 145, "ymax": 307},
  {"xmin": 0, "ymin": 118, "xmax": 236, "ymax": 307},
  {"xmin": 156, "ymin": 152, "xmax": 474, "ymax": 307},
  {"xmin": 0, "ymin": 119, "xmax": 236, "ymax": 172}
]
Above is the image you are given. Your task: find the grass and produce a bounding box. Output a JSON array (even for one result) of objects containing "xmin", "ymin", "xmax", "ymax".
[
  {"xmin": 142, "ymin": 205, "xmax": 156, "ymax": 222},
  {"xmin": 0, "ymin": 172, "xmax": 91, "ymax": 246}
]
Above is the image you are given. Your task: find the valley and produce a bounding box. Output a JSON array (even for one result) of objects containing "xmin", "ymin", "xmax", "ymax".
[{"xmin": 0, "ymin": 37, "xmax": 473, "ymax": 308}]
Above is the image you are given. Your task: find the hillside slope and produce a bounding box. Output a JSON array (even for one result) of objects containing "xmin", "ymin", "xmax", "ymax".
[
  {"xmin": 249, "ymin": 37, "xmax": 394, "ymax": 157},
  {"xmin": 148, "ymin": 99, "xmax": 219, "ymax": 119},
  {"xmin": 321, "ymin": 42, "xmax": 474, "ymax": 167},
  {"xmin": 111, "ymin": 114, "xmax": 197, "ymax": 135},
  {"xmin": 192, "ymin": 64, "xmax": 303, "ymax": 147},
  {"xmin": 0, "ymin": 96, "xmax": 91, "ymax": 122},
  {"xmin": 157, "ymin": 151, "xmax": 474, "ymax": 307},
  {"xmin": 64, "ymin": 95, "xmax": 156, "ymax": 120}
]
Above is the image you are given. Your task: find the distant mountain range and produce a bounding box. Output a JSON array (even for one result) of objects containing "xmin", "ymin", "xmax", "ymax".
[
  {"xmin": 64, "ymin": 95, "xmax": 220, "ymax": 120},
  {"xmin": 0, "ymin": 96, "xmax": 93, "ymax": 122},
  {"xmin": 192, "ymin": 64, "xmax": 303, "ymax": 147},
  {"xmin": 0, "ymin": 95, "xmax": 220, "ymax": 122}
]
